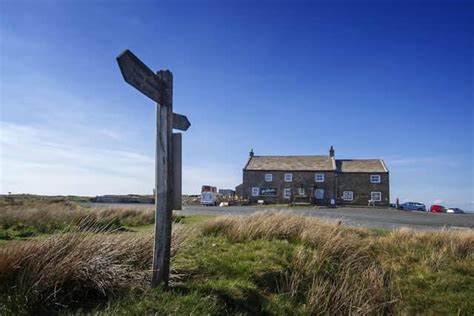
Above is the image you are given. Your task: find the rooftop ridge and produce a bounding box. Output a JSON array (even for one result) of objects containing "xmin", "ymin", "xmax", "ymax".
[
  {"xmin": 335, "ymin": 158, "xmax": 384, "ymax": 161},
  {"xmin": 252, "ymin": 155, "xmax": 330, "ymax": 157}
]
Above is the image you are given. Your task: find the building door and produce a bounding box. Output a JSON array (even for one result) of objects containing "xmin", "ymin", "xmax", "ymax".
[{"xmin": 315, "ymin": 189, "xmax": 324, "ymax": 200}]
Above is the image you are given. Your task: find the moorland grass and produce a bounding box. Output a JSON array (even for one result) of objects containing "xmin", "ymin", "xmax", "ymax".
[
  {"xmin": 0, "ymin": 210, "xmax": 472, "ymax": 315},
  {"xmin": 99, "ymin": 212, "xmax": 473, "ymax": 315},
  {"xmin": 0, "ymin": 201, "xmax": 157, "ymax": 240},
  {"xmin": 378, "ymin": 228, "xmax": 474, "ymax": 314},
  {"xmin": 0, "ymin": 224, "xmax": 191, "ymax": 315}
]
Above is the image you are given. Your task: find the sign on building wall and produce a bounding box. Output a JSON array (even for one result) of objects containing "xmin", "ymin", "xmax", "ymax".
[{"xmin": 260, "ymin": 188, "xmax": 277, "ymax": 196}]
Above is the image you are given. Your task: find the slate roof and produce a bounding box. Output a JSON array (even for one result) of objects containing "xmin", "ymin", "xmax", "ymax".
[
  {"xmin": 244, "ymin": 156, "xmax": 335, "ymax": 171},
  {"xmin": 336, "ymin": 159, "xmax": 388, "ymax": 173},
  {"xmin": 244, "ymin": 156, "xmax": 389, "ymax": 173}
]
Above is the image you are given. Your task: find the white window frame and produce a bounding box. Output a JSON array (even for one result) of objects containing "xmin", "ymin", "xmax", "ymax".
[
  {"xmin": 284, "ymin": 173, "xmax": 293, "ymax": 182},
  {"xmin": 251, "ymin": 187, "xmax": 259, "ymax": 197},
  {"xmin": 283, "ymin": 188, "xmax": 291, "ymax": 199},
  {"xmin": 298, "ymin": 188, "xmax": 305, "ymax": 196},
  {"xmin": 315, "ymin": 173, "xmax": 325, "ymax": 182},
  {"xmin": 342, "ymin": 191, "xmax": 354, "ymax": 201},
  {"xmin": 370, "ymin": 175, "xmax": 381, "ymax": 183},
  {"xmin": 371, "ymin": 191, "xmax": 382, "ymax": 202},
  {"xmin": 314, "ymin": 188, "xmax": 324, "ymax": 200},
  {"xmin": 264, "ymin": 173, "xmax": 273, "ymax": 182}
]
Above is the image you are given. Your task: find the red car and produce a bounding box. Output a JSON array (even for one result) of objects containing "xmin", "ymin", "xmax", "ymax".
[{"xmin": 430, "ymin": 204, "xmax": 446, "ymax": 213}]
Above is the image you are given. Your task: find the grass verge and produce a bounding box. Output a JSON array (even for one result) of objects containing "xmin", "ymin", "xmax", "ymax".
[
  {"xmin": 0, "ymin": 200, "xmax": 182, "ymax": 240},
  {"xmin": 0, "ymin": 224, "xmax": 192, "ymax": 315},
  {"xmin": 0, "ymin": 211, "xmax": 472, "ymax": 315}
]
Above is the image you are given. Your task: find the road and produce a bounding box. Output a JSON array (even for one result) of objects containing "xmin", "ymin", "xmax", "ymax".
[
  {"xmin": 176, "ymin": 206, "xmax": 474, "ymax": 230},
  {"xmin": 87, "ymin": 203, "xmax": 474, "ymax": 230}
]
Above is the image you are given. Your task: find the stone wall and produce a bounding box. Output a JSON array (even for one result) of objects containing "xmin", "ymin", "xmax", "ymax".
[
  {"xmin": 336, "ymin": 173, "xmax": 390, "ymax": 206},
  {"xmin": 243, "ymin": 170, "xmax": 390, "ymax": 206},
  {"xmin": 243, "ymin": 170, "xmax": 336, "ymax": 204}
]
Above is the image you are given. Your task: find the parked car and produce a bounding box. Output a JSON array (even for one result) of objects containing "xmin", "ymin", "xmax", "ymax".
[
  {"xmin": 399, "ymin": 202, "xmax": 426, "ymax": 212},
  {"xmin": 430, "ymin": 204, "xmax": 446, "ymax": 213},
  {"xmin": 446, "ymin": 208, "xmax": 465, "ymax": 214}
]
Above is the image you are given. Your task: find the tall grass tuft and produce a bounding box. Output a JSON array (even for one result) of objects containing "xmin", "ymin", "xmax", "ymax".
[
  {"xmin": 0, "ymin": 224, "xmax": 191, "ymax": 315},
  {"xmin": 0, "ymin": 201, "xmax": 157, "ymax": 239},
  {"xmin": 203, "ymin": 211, "xmax": 394, "ymax": 315},
  {"xmin": 379, "ymin": 227, "xmax": 474, "ymax": 266}
]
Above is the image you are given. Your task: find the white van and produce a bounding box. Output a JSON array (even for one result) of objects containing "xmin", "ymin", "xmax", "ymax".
[{"xmin": 201, "ymin": 191, "xmax": 218, "ymax": 206}]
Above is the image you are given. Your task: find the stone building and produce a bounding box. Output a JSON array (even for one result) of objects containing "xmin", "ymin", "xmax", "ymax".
[
  {"xmin": 241, "ymin": 147, "xmax": 389, "ymax": 206},
  {"xmin": 218, "ymin": 189, "xmax": 236, "ymax": 197}
]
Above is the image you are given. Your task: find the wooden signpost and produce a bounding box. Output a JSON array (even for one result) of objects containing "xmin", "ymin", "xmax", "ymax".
[{"xmin": 116, "ymin": 49, "xmax": 190, "ymax": 287}]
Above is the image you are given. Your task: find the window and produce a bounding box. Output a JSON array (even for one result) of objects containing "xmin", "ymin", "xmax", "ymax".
[
  {"xmin": 370, "ymin": 175, "xmax": 381, "ymax": 183},
  {"xmin": 298, "ymin": 188, "xmax": 305, "ymax": 196},
  {"xmin": 284, "ymin": 173, "xmax": 293, "ymax": 182},
  {"xmin": 315, "ymin": 173, "xmax": 325, "ymax": 182},
  {"xmin": 371, "ymin": 191, "xmax": 381, "ymax": 202},
  {"xmin": 265, "ymin": 174, "xmax": 273, "ymax": 182},
  {"xmin": 314, "ymin": 189, "xmax": 324, "ymax": 200},
  {"xmin": 284, "ymin": 188, "xmax": 291, "ymax": 199},
  {"xmin": 342, "ymin": 191, "xmax": 353, "ymax": 201},
  {"xmin": 251, "ymin": 187, "xmax": 259, "ymax": 197}
]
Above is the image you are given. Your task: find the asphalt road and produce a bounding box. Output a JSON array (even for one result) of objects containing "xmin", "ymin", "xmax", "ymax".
[
  {"xmin": 91, "ymin": 203, "xmax": 474, "ymax": 229},
  {"xmin": 87, "ymin": 203, "xmax": 474, "ymax": 230},
  {"xmin": 178, "ymin": 206, "xmax": 474, "ymax": 230}
]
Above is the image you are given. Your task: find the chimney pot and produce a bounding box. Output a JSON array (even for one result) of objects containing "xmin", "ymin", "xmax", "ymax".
[
  {"xmin": 249, "ymin": 149, "xmax": 254, "ymax": 157},
  {"xmin": 329, "ymin": 146, "xmax": 335, "ymax": 157}
]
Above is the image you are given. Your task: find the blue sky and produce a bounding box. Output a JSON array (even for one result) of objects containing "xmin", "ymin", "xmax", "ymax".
[{"xmin": 0, "ymin": 0, "xmax": 472, "ymax": 210}]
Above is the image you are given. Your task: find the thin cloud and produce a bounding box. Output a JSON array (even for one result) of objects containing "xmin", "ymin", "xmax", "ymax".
[
  {"xmin": 0, "ymin": 122, "xmax": 239, "ymax": 196},
  {"xmin": 387, "ymin": 156, "xmax": 457, "ymax": 168},
  {"xmin": 0, "ymin": 122, "xmax": 153, "ymax": 195}
]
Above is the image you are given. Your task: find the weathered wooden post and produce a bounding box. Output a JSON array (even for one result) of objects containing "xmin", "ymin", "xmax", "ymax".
[
  {"xmin": 116, "ymin": 50, "xmax": 190, "ymax": 287},
  {"xmin": 172, "ymin": 133, "xmax": 182, "ymax": 210},
  {"xmin": 152, "ymin": 69, "xmax": 173, "ymax": 286}
]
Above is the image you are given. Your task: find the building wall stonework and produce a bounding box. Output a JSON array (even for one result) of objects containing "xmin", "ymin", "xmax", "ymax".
[
  {"xmin": 243, "ymin": 170, "xmax": 336, "ymax": 204},
  {"xmin": 336, "ymin": 173, "xmax": 389, "ymax": 206},
  {"xmin": 243, "ymin": 171, "xmax": 389, "ymax": 206}
]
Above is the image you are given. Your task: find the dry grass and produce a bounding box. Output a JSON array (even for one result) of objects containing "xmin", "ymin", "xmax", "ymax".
[
  {"xmin": 0, "ymin": 201, "xmax": 156, "ymax": 238},
  {"xmin": 379, "ymin": 227, "xmax": 474, "ymax": 267},
  {"xmin": 1, "ymin": 209, "xmax": 472, "ymax": 315},
  {"xmin": 0, "ymin": 224, "xmax": 191, "ymax": 315},
  {"xmin": 203, "ymin": 211, "xmax": 393, "ymax": 315},
  {"xmin": 377, "ymin": 227, "xmax": 474, "ymax": 312},
  {"xmin": 202, "ymin": 211, "xmax": 474, "ymax": 315},
  {"xmin": 203, "ymin": 210, "xmax": 369, "ymax": 243}
]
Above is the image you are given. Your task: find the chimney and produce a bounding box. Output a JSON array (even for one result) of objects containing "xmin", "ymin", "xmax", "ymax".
[
  {"xmin": 249, "ymin": 149, "xmax": 254, "ymax": 157},
  {"xmin": 329, "ymin": 146, "xmax": 335, "ymax": 157}
]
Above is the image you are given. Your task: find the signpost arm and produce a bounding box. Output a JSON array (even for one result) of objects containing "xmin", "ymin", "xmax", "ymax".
[{"xmin": 152, "ymin": 70, "xmax": 174, "ymax": 287}]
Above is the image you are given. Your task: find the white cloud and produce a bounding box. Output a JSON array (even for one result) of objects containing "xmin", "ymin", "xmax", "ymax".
[
  {"xmin": 0, "ymin": 122, "xmax": 154, "ymax": 195},
  {"xmin": 387, "ymin": 156, "xmax": 458, "ymax": 169},
  {"xmin": 0, "ymin": 122, "xmax": 240, "ymax": 196}
]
